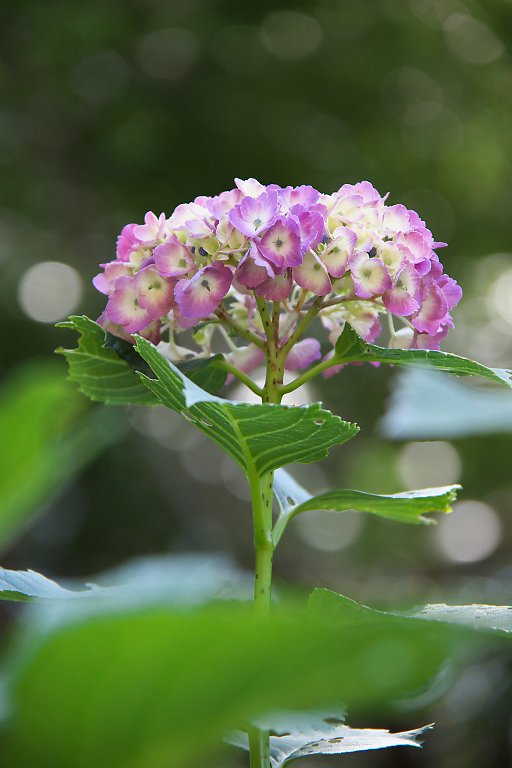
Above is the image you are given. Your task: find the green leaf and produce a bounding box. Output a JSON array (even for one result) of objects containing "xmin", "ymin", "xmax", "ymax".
[
  {"xmin": 58, "ymin": 317, "xmax": 359, "ymax": 476},
  {"xmin": 134, "ymin": 335, "xmax": 359, "ymax": 477},
  {"xmin": 0, "ymin": 567, "xmax": 101, "ymax": 602},
  {"xmin": 0, "ymin": 599, "xmax": 487, "ymax": 768},
  {"xmin": 176, "ymin": 354, "xmax": 227, "ymax": 394},
  {"xmin": 272, "ymin": 469, "xmax": 460, "ymax": 544},
  {"xmin": 0, "ymin": 554, "xmax": 248, "ymax": 604},
  {"xmin": 0, "ymin": 361, "xmax": 125, "ymax": 551},
  {"xmin": 334, "ymin": 324, "xmax": 512, "ymax": 387},
  {"xmin": 56, "ymin": 316, "xmax": 159, "ymax": 406},
  {"xmin": 228, "ymin": 713, "xmax": 432, "ymax": 767},
  {"xmin": 309, "ymin": 588, "xmax": 512, "ymax": 635}
]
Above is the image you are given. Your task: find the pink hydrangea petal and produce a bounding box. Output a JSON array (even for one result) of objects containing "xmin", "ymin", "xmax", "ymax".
[
  {"xmin": 153, "ymin": 237, "xmax": 195, "ymax": 277},
  {"xmin": 258, "ymin": 217, "xmax": 302, "ymax": 269},
  {"xmin": 105, "ymin": 275, "xmax": 151, "ymax": 333},
  {"xmin": 382, "ymin": 204, "xmax": 412, "ymax": 235},
  {"xmin": 175, "ymin": 264, "xmax": 232, "ymax": 318},
  {"xmin": 411, "ymin": 282, "xmax": 448, "ymax": 335},
  {"xmin": 234, "ymin": 177, "xmax": 267, "ymax": 197},
  {"xmin": 350, "ymin": 253, "xmax": 391, "ymax": 298},
  {"xmin": 133, "ymin": 212, "xmax": 168, "ymax": 243},
  {"xmin": 167, "ymin": 203, "xmax": 211, "ymax": 232},
  {"xmin": 229, "ymin": 190, "xmax": 278, "ymax": 238},
  {"xmin": 293, "ymin": 251, "xmax": 332, "ymax": 295},
  {"xmin": 92, "ymin": 262, "xmax": 132, "ymax": 295},
  {"xmin": 289, "ymin": 205, "xmax": 325, "ymax": 251},
  {"xmin": 256, "ymin": 271, "xmax": 292, "ymax": 301},
  {"xmin": 235, "ymin": 245, "xmax": 275, "ymax": 289},
  {"xmin": 349, "ymin": 313, "xmax": 382, "ymax": 343},
  {"xmin": 438, "ymin": 275, "xmax": 462, "ymax": 310},
  {"xmin": 226, "ymin": 344, "xmax": 265, "ymax": 374},
  {"xmin": 285, "ymin": 337, "xmax": 322, "ymax": 371},
  {"xmin": 321, "ymin": 228, "xmax": 357, "ymax": 277},
  {"xmin": 382, "ymin": 264, "xmax": 420, "ymax": 316},
  {"xmin": 116, "ymin": 223, "xmax": 140, "ymax": 261},
  {"xmin": 135, "ymin": 266, "xmax": 174, "ymax": 316}
]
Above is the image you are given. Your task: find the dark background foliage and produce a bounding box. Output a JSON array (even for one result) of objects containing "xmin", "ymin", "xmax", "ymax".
[{"xmin": 1, "ymin": 1, "xmax": 512, "ymax": 765}]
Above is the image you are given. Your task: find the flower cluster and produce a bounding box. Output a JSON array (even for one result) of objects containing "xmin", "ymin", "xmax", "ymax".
[{"xmin": 94, "ymin": 178, "xmax": 461, "ymax": 378}]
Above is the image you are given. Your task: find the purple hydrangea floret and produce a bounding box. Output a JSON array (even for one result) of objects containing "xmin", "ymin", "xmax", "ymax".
[{"xmin": 95, "ymin": 178, "xmax": 461, "ymax": 378}]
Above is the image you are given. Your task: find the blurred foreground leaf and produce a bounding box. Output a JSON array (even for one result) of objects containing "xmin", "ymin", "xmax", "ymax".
[
  {"xmin": 272, "ymin": 469, "xmax": 459, "ymax": 544},
  {"xmin": 0, "ymin": 362, "xmax": 125, "ymax": 551},
  {"xmin": 0, "ymin": 598, "xmax": 495, "ymax": 768}
]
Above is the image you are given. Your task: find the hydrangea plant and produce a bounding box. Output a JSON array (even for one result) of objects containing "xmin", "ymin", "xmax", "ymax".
[{"xmin": 12, "ymin": 178, "xmax": 512, "ymax": 767}]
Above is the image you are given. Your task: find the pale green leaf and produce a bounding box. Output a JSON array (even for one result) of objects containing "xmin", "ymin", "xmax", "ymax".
[
  {"xmin": 0, "ymin": 568, "xmax": 101, "ymax": 602},
  {"xmin": 228, "ymin": 712, "xmax": 432, "ymax": 767},
  {"xmin": 334, "ymin": 324, "xmax": 512, "ymax": 387},
  {"xmin": 380, "ymin": 369, "xmax": 512, "ymax": 439},
  {"xmin": 272, "ymin": 469, "xmax": 459, "ymax": 545},
  {"xmin": 309, "ymin": 588, "xmax": 512, "ymax": 634}
]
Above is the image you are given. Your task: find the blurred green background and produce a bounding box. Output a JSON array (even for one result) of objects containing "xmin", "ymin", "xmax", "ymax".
[{"xmin": 1, "ymin": 0, "xmax": 512, "ymax": 765}]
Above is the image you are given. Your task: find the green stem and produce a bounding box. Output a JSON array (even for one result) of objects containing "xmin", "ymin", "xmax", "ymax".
[
  {"xmin": 215, "ymin": 359, "xmax": 263, "ymax": 397},
  {"xmin": 278, "ymin": 356, "xmax": 342, "ymax": 395},
  {"xmin": 249, "ymin": 725, "xmax": 271, "ymax": 768},
  {"xmin": 247, "ymin": 297, "xmax": 285, "ymax": 766},
  {"xmin": 215, "ymin": 307, "xmax": 266, "ymax": 349},
  {"xmin": 250, "ymin": 468, "xmax": 274, "ymax": 616},
  {"xmin": 279, "ymin": 296, "xmax": 323, "ymax": 363}
]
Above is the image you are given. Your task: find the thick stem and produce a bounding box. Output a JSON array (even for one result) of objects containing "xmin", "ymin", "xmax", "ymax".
[
  {"xmin": 249, "ymin": 725, "xmax": 271, "ymax": 768},
  {"xmin": 250, "ymin": 468, "xmax": 274, "ymax": 616},
  {"xmin": 248, "ymin": 297, "xmax": 284, "ymax": 767}
]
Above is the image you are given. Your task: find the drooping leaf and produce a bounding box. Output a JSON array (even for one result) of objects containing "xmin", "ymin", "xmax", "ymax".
[
  {"xmin": 133, "ymin": 335, "xmax": 359, "ymax": 477},
  {"xmin": 228, "ymin": 711, "xmax": 432, "ymax": 767},
  {"xmin": 56, "ymin": 316, "xmax": 159, "ymax": 406},
  {"xmin": 0, "ymin": 568, "xmax": 101, "ymax": 602},
  {"xmin": 309, "ymin": 588, "xmax": 512, "ymax": 635},
  {"xmin": 0, "ymin": 554, "xmax": 250, "ymax": 607},
  {"xmin": 58, "ymin": 317, "xmax": 359, "ymax": 476},
  {"xmin": 272, "ymin": 469, "xmax": 459, "ymax": 544},
  {"xmin": 0, "ymin": 598, "xmax": 489, "ymax": 768},
  {"xmin": 0, "ymin": 361, "xmax": 126, "ymax": 551},
  {"xmin": 334, "ymin": 324, "xmax": 512, "ymax": 387},
  {"xmin": 380, "ymin": 369, "xmax": 512, "ymax": 439}
]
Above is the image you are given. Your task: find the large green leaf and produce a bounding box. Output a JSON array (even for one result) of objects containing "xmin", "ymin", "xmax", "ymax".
[
  {"xmin": 334, "ymin": 324, "xmax": 512, "ymax": 387},
  {"xmin": 0, "ymin": 599, "xmax": 491, "ymax": 768},
  {"xmin": 56, "ymin": 316, "xmax": 159, "ymax": 406},
  {"xmin": 133, "ymin": 335, "xmax": 359, "ymax": 477},
  {"xmin": 0, "ymin": 362, "xmax": 125, "ymax": 551},
  {"xmin": 272, "ymin": 469, "xmax": 459, "ymax": 544}
]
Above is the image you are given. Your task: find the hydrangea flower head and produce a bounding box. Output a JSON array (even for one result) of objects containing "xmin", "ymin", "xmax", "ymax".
[{"xmin": 94, "ymin": 178, "xmax": 461, "ymax": 385}]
